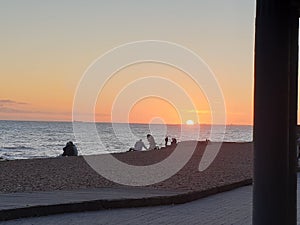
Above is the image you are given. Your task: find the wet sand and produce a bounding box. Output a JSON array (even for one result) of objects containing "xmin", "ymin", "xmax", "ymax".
[{"xmin": 0, "ymin": 142, "xmax": 253, "ymax": 193}]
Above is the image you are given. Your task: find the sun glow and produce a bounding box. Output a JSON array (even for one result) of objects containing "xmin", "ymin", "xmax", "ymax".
[{"xmin": 186, "ymin": 120, "xmax": 194, "ymax": 125}]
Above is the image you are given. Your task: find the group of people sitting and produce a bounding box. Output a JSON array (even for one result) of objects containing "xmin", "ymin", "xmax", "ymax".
[
  {"xmin": 164, "ymin": 136, "xmax": 177, "ymax": 147},
  {"xmin": 61, "ymin": 134, "xmax": 179, "ymax": 155},
  {"xmin": 129, "ymin": 134, "xmax": 178, "ymax": 152}
]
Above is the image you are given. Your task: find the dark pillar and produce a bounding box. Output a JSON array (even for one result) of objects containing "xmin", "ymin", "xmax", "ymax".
[
  {"xmin": 287, "ymin": 7, "xmax": 299, "ymax": 225},
  {"xmin": 253, "ymin": 0, "xmax": 298, "ymax": 224}
]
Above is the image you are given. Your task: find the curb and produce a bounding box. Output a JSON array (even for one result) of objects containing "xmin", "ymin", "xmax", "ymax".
[{"xmin": 0, "ymin": 179, "xmax": 252, "ymax": 221}]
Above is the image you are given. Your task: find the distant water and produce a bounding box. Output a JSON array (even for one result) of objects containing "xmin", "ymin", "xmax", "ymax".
[{"xmin": 0, "ymin": 120, "xmax": 253, "ymax": 160}]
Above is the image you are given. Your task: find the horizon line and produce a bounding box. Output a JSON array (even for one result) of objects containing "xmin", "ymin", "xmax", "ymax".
[{"xmin": 0, "ymin": 119, "xmax": 254, "ymax": 126}]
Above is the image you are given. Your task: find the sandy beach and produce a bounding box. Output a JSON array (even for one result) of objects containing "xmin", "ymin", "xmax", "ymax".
[{"xmin": 0, "ymin": 142, "xmax": 253, "ymax": 193}]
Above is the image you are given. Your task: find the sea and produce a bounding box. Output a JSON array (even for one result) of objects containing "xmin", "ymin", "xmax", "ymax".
[{"xmin": 0, "ymin": 120, "xmax": 253, "ymax": 160}]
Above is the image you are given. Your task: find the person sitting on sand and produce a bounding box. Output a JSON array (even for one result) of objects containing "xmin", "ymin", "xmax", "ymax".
[
  {"xmin": 171, "ymin": 137, "xmax": 177, "ymax": 147},
  {"xmin": 62, "ymin": 141, "xmax": 78, "ymax": 156},
  {"xmin": 129, "ymin": 139, "xmax": 148, "ymax": 151},
  {"xmin": 147, "ymin": 134, "xmax": 158, "ymax": 150}
]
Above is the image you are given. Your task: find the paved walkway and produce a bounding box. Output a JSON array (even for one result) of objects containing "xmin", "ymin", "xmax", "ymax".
[
  {"xmin": 3, "ymin": 183, "xmax": 300, "ymax": 225},
  {"xmin": 0, "ymin": 178, "xmax": 250, "ymax": 222},
  {"xmin": 0, "ymin": 187, "xmax": 189, "ymax": 221},
  {"xmin": 0, "ymin": 175, "xmax": 299, "ymax": 224},
  {"xmin": 1, "ymin": 186, "xmax": 253, "ymax": 225},
  {"xmin": 0, "ymin": 187, "xmax": 183, "ymax": 211}
]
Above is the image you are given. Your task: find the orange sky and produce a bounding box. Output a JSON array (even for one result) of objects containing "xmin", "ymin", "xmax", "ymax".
[
  {"xmin": 0, "ymin": 1, "xmax": 257, "ymax": 125},
  {"xmin": 94, "ymin": 63, "xmax": 212, "ymax": 124}
]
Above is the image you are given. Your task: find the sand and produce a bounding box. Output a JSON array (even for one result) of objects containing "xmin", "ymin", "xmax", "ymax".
[{"xmin": 0, "ymin": 142, "xmax": 253, "ymax": 193}]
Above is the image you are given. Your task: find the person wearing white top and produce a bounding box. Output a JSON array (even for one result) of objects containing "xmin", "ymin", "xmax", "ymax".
[{"xmin": 147, "ymin": 134, "xmax": 157, "ymax": 150}]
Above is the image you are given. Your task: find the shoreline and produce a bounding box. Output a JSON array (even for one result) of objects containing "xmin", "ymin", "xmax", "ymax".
[
  {"xmin": 0, "ymin": 141, "xmax": 253, "ymax": 162},
  {"xmin": 0, "ymin": 141, "xmax": 253, "ymax": 193}
]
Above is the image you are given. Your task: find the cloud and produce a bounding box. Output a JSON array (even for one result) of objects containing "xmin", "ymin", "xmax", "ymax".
[
  {"xmin": 0, "ymin": 107, "xmax": 52, "ymax": 114},
  {"xmin": 0, "ymin": 107, "xmax": 31, "ymax": 114},
  {"xmin": 0, "ymin": 99, "xmax": 35, "ymax": 114},
  {"xmin": 0, "ymin": 106, "xmax": 70, "ymax": 116},
  {"xmin": 0, "ymin": 99, "xmax": 110, "ymax": 118},
  {"xmin": 0, "ymin": 99, "xmax": 30, "ymax": 114},
  {"xmin": 0, "ymin": 99, "xmax": 28, "ymax": 105}
]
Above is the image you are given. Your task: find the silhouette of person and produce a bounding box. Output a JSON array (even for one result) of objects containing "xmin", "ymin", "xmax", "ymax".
[
  {"xmin": 147, "ymin": 134, "xmax": 157, "ymax": 150},
  {"xmin": 171, "ymin": 138, "xmax": 177, "ymax": 147},
  {"xmin": 129, "ymin": 139, "xmax": 147, "ymax": 151},
  {"xmin": 62, "ymin": 141, "xmax": 78, "ymax": 156},
  {"xmin": 165, "ymin": 136, "xmax": 169, "ymax": 147}
]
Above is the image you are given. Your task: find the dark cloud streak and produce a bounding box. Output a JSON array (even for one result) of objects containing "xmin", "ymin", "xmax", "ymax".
[
  {"xmin": 0, "ymin": 99, "xmax": 28, "ymax": 105},
  {"xmin": 0, "ymin": 107, "xmax": 33, "ymax": 114}
]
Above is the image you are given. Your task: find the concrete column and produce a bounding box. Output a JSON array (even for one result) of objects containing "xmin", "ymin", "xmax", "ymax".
[
  {"xmin": 253, "ymin": 0, "xmax": 297, "ymax": 224},
  {"xmin": 287, "ymin": 8, "xmax": 299, "ymax": 225}
]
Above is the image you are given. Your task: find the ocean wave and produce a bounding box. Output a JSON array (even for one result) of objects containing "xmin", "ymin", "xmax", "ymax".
[
  {"xmin": 0, "ymin": 146, "xmax": 35, "ymax": 150},
  {"xmin": 0, "ymin": 121, "xmax": 253, "ymax": 160}
]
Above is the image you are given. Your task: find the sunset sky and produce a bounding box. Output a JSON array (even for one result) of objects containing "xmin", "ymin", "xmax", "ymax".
[{"xmin": 1, "ymin": 1, "xmax": 260, "ymax": 125}]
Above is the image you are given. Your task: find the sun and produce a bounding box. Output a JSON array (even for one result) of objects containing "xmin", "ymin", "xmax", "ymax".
[{"xmin": 186, "ymin": 120, "xmax": 194, "ymax": 125}]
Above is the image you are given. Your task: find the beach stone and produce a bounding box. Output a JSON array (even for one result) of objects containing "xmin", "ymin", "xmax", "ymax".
[{"xmin": 0, "ymin": 142, "xmax": 253, "ymax": 193}]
